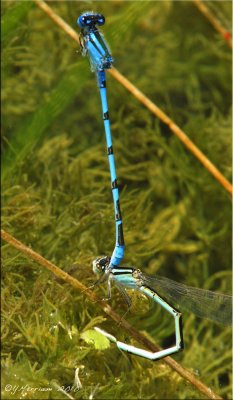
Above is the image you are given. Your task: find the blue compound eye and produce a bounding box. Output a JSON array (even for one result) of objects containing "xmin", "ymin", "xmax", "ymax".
[
  {"xmin": 77, "ymin": 16, "xmax": 86, "ymax": 28},
  {"xmin": 97, "ymin": 15, "xmax": 105, "ymax": 26},
  {"xmin": 77, "ymin": 13, "xmax": 105, "ymax": 28}
]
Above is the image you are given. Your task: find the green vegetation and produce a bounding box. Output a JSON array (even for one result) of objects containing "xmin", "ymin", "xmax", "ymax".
[{"xmin": 1, "ymin": 1, "xmax": 232, "ymax": 399}]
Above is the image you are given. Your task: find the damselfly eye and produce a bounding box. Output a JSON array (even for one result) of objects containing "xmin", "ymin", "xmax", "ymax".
[
  {"xmin": 93, "ymin": 256, "xmax": 110, "ymax": 275},
  {"xmin": 77, "ymin": 16, "xmax": 85, "ymax": 28},
  {"xmin": 97, "ymin": 16, "xmax": 105, "ymax": 26},
  {"xmin": 77, "ymin": 12, "xmax": 106, "ymax": 29}
]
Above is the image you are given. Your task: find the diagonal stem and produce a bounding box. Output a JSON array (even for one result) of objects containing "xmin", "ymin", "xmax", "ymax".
[
  {"xmin": 109, "ymin": 67, "xmax": 232, "ymax": 196},
  {"xmin": 193, "ymin": 0, "xmax": 232, "ymax": 49},
  {"xmin": 1, "ymin": 229, "xmax": 223, "ymax": 400},
  {"xmin": 33, "ymin": 0, "xmax": 232, "ymax": 196}
]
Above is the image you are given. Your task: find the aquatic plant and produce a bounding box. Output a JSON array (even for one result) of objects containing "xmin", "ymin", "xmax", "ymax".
[{"xmin": 1, "ymin": 1, "xmax": 232, "ymax": 399}]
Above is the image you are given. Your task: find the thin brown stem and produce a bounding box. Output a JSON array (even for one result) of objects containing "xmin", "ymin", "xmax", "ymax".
[
  {"xmin": 33, "ymin": 0, "xmax": 232, "ymax": 196},
  {"xmin": 34, "ymin": 0, "xmax": 80, "ymax": 42},
  {"xmin": 109, "ymin": 67, "xmax": 232, "ymax": 196},
  {"xmin": 1, "ymin": 229, "xmax": 223, "ymax": 400},
  {"xmin": 193, "ymin": 0, "xmax": 232, "ymax": 49}
]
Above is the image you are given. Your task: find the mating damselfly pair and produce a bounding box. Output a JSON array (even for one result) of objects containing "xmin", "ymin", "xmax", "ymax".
[{"xmin": 77, "ymin": 12, "xmax": 232, "ymax": 361}]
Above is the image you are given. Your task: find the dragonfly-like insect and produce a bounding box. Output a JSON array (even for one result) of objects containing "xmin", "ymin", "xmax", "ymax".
[
  {"xmin": 77, "ymin": 12, "xmax": 232, "ymax": 361},
  {"xmin": 78, "ymin": 12, "xmax": 124, "ymax": 270},
  {"xmin": 92, "ymin": 256, "xmax": 231, "ymax": 360}
]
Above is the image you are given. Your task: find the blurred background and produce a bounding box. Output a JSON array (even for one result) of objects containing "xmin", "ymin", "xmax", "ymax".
[{"xmin": 1, "ymin": 1, "xmax": 232, "ymax": 399}]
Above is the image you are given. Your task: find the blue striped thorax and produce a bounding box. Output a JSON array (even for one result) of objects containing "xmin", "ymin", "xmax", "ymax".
[
  {"xmin": 77, "ymin": 12, "xmax": 113, "ymax": 71},
  {"xmin": 78, "ymin": 12, "xmax": 124, "ymax": 269}
]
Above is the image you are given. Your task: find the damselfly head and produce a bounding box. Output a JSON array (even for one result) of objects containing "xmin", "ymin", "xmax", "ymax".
[
  {"xmin": 77, "ymin": 12, "xmax": 105, "ymax": 29},
  {"xmin": 92, "ymin": 256, "xmax": 110, "ymax": 275}
]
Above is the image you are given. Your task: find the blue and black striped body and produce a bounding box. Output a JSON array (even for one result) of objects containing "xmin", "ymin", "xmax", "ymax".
[
  {"xmin": 78, "ymin": 13, "xmax": 184, "ymax": 359},
  {"xmin": 77, "ymin": 12, "xmax": 124, "ymax": 268},
  {"xmin": 78, "ymin": 12, "xmax": 113, "ymax": 71},
  {"xmin": 97, "ymin": 71, "xmax": 124, "ymax": 267}
]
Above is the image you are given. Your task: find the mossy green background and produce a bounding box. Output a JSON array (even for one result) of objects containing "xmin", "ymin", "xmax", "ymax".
[{"xmin": 1, "ymin": 1, "xmax": 232, "ymax": 399}]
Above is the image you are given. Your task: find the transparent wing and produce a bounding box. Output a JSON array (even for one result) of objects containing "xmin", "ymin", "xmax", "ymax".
[{"xmin": 140, "ymin": 273, "xmax": 232, "ymax": 326}]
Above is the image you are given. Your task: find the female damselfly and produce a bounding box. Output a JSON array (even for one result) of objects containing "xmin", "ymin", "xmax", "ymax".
[{"xmin": 93, "ymin": 256, "xmax": 231, "ymax": 360}]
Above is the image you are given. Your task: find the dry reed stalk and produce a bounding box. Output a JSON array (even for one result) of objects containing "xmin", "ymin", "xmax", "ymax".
[
  {"xmin": 194, "ymin": 0, "xmax": 232, "ymax": 49},
  {"xmin": 1, "ymin": 229, "xmax": 223, "ymax": 400},
  {"xmin": 33, "ymin": 0, "xmax": 232, "ymax": 196}
]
